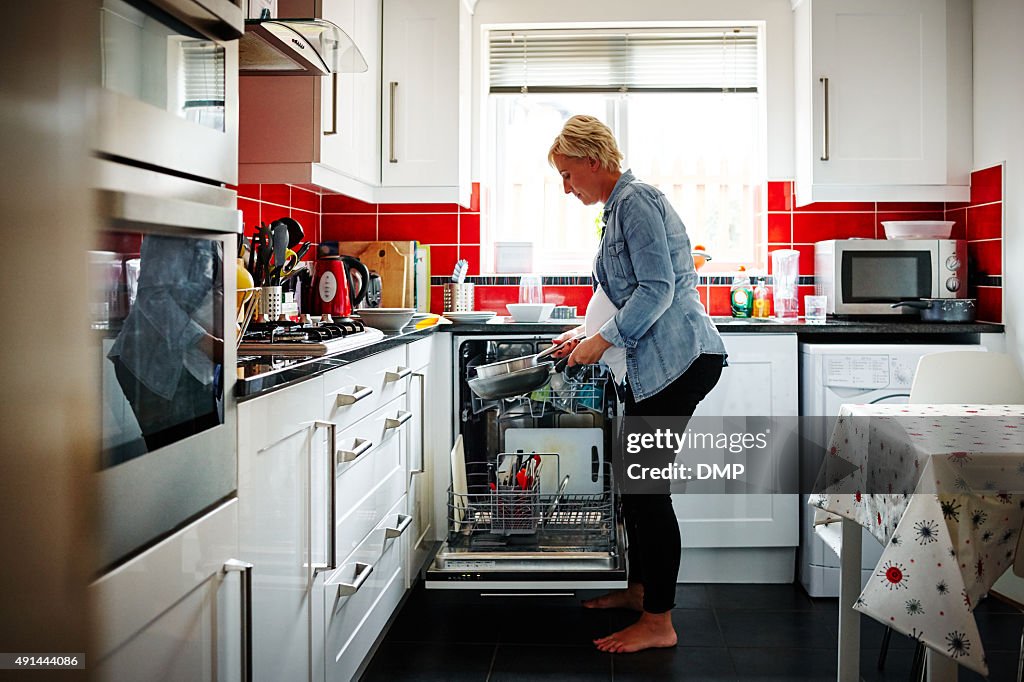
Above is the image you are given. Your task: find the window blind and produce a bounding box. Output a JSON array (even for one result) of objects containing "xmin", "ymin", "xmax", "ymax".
[
  {"xmin": 182, "ymin": 40, "xmax": 225, "ymax": 108},
  {"xmin": 489, "ymin": 27, "xmax": 758, "ymax": 93}
]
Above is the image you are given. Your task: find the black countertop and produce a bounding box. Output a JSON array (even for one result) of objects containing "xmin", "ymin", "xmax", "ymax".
[{"xmin": 235, "ymin": 316, "xmax": 1004, "ymax": 400}]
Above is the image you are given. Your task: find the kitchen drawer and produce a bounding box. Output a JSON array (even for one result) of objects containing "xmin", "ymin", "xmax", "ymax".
[
  {"xmin": 406, "ymin": 336, "xmax": 432, "ymax": 370},
  {"xmin": 323, "ymin": 495, "xmax": 408, "ymax": 682},
  {"xmin": 324, "ymin": 346, "xmax": 412, "ymax": 430},
  {"xmin": 335, "ymin": 396, "xmax": 409, "ymax": 563}
]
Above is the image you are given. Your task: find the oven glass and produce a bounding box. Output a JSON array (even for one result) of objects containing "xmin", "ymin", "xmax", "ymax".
[
  {"xmin": 97, "ymin": 232, "xmax": 225, "ymax": 468},
  {"xmin": 841, "ymin": 251, "xmax": 932, "ymax": 302},
  {"xmin": 101, "ymin": 0, "xmax": 226, "ymax": 132}
]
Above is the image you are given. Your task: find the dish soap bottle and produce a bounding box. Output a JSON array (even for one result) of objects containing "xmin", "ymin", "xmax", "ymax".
[
  {"xmin": 752, "ymin": 278, "xmax": 770, "ymax": 318},
  {"xmin": 730, "ymin": 266, "xmax": 753, "ymax": 318}
]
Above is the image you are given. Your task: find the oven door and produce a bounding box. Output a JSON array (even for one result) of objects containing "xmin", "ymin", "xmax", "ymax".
[
  {"xmin": 97, "ymin": 0, "xmax": 242, "ymax": 185},
  {"xmin": 426, "ymin": 333, "xmax": 627, "ymax": 591},
  {"xmin": 94, "ymin": 164, "xmax": 240, "ymax": 572}
]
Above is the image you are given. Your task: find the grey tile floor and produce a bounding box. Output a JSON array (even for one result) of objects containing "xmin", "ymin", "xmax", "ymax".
[{"xmin": 361, "ymin": 583, "xmax": 1022, "ymax": 681}]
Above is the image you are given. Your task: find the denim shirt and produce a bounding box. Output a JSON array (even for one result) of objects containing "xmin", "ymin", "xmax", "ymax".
[{"xmin": 594, "ymin": 170, "xmax": 727, "ymax": 401}]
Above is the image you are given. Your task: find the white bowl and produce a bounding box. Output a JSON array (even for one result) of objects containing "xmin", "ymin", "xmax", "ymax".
[
  {"xmin": 506, "ymin": 303, "xmax": 555, "ymax": 323},
  {"xmin": 355, "ymin": 308, "xmax": 415, "ymax": 331},
  {"xmin": 882, "ymin": 221, "xmax": 954, "ymax": 240}
]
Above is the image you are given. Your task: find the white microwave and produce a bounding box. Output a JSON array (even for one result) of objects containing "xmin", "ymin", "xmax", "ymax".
[{"xmin": 814, "ymin": 239, "xmax": 968, "ymax": 315}]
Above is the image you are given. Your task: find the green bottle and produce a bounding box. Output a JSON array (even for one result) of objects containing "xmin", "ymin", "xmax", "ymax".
[{"xmin": 730, "ymin": 266, "xmax": 753, "ymax": 318}]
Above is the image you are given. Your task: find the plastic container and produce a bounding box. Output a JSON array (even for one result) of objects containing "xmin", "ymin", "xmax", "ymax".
[
  {"xmin": 771, "ymin": 249, "xmax": 800, "ymax": 319},
  {"xmin": 752, "ymin": 278, "xmax": 771, "ymax": 318},
  {"xmin": 730, "ymin": 266, "xmax": 753, "ymax": 318}
]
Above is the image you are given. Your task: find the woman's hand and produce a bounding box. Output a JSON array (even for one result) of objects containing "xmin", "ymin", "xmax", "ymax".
[
  {"xmin": 568, "ymin": 334, "xmax": 612, "ymax": 367},
  {"xmin": 549, "ymin": 325, "xmax": 585, "ymax": 358}
]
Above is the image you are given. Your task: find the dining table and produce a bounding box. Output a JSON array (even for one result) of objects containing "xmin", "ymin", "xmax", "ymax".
[{"xmin": 809, "ymin": 403, "xmax": 1024, "ymax": 681}]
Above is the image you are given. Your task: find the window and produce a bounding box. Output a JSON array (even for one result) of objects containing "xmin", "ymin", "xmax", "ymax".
[{"xmin": 484, "ymin": 27, "xmax": 765, "ymax": 274}]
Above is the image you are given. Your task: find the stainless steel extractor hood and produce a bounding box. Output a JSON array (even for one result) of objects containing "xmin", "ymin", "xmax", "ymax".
[{"xmin": 239, "ymin": 18, "xmax": 367, "ymax": 76}]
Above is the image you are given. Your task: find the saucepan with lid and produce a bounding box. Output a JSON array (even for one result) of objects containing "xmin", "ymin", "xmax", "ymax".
[{"xmin": 891, "ymin": 298, "xmax": 977, "ymax": 322}]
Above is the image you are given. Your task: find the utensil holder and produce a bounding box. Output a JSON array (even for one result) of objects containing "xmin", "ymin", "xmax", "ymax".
[
  {"xmin": 443, "ymin": 283, "xmax": 475, "ymax": 312},
  {"xmin": 259, "ymin": 285, "xmax": 282, "ymax": 318}
]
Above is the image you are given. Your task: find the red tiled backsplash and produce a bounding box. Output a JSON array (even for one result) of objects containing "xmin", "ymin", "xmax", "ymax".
[{"xmin": 236, "ymin": 169, "xmax": 1003, "ymax": 321}]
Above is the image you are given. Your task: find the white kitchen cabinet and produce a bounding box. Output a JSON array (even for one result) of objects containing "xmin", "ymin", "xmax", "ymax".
[
  {"xmin": 404, "ymin": 337, "xmax": 435, "ymax": 586},
  {"xmin": 792, "ymin": 0, "xmax": 972, "ymax": 205},
  {"xmin": 92, "ymin": 500, "xmax": 246, "ymax": 682},
  {"xmin": 237, "ymin": 376, "xmax": 331, "ymax": 682},
  {"xmin": 238, "ymin": 0, "xmax": 382, "ymax": 201},
  {"xmin": 380, "ymin": 0, "xmax": 472, "ymax": 205},
  {"xmin": 674, "ymin": 333, "xmax": 800, "ymax": 583}
]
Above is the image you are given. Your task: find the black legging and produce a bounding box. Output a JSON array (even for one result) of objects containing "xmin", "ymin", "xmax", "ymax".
[{"xmin": 620, "ymin": 353, "xmax": 724, "ymax": 614}]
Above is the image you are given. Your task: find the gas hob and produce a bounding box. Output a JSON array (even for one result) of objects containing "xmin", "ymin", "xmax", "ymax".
[{"xmin": 238, "ymin": 318, "xmax": 384, "ymax": 356}]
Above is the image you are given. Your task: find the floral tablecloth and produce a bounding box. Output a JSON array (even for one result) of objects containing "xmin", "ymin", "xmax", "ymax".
[{"xmin": 810, "ymin": 404, "xmax": 1024, "ymax": 677}]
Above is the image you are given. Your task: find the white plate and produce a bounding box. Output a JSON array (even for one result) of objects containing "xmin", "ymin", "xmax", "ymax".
[{"xmin": 443, "ymin": 311, "xmax": 497, "ymax": 324}]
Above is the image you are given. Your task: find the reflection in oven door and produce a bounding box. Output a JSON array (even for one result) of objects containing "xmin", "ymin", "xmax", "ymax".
[{"xmin": 426, "ymin": 335, "xmax": 627, "ymax": 591}]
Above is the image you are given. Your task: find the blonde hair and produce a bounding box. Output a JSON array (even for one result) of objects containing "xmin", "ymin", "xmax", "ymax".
[{"xmin": 548, "ymin": 115, "xmax": 623, "ymax": 172}]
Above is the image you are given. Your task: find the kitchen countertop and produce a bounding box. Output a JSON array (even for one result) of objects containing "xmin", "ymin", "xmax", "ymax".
[{"xmin": 235, "ymin": 316, "xmax": 1004, "ymax": 400}]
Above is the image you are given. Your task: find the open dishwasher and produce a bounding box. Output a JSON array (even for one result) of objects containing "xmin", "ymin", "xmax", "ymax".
[{"xmin": 426, "ymin": 334, "xmax": 627, "ymax": 591}]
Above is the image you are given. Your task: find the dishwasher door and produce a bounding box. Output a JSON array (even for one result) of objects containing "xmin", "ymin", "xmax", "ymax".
[{"xmin": 426, "ymin": 333, "xmax": 627, "ymax": 591}]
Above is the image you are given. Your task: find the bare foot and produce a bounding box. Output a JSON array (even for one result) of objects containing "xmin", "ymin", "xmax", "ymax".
[
  {"xmin": 582, "ymin": 584, "xmax": 643, "ymax": 611},
  {"xmin": 593, "ymin": 611, "xmax": 678, "ymax": 653}
]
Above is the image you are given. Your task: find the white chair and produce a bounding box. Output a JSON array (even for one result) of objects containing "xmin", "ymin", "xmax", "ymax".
[
  {"xmin": 905, "ymin": 350, "xmax": 1024, "ymax": 680},
  {"xmin": 909, "ymin": 350, "xmax": 1024, "ymax": 404}
]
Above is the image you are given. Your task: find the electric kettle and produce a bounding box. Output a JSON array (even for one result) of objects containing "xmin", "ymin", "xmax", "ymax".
[{"xmin": 312, "ymin": 256, "xmax": 362, "ymax": 317}]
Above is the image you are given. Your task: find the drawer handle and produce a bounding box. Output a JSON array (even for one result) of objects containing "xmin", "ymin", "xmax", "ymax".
[
  {"xmin": 338, "ymin": 437, "xmax": 373, "ymax": 463},
  {"xmin": 327, "ymin": 561, "xmax": 373, "ymax": 597},
  {"xmin": 335, "ymin": 385, "xmax": 373, "ymax": 406},
  {"xmin": 223, "ymin": 559, "xmax": 254, "ymax": 682},
  {"xmin": 312, "ymin": 420, "xmax": 338, "ymax": 573},
  {"xmin": 384, "ymin": 410, "xmax": 412, "ymax": 430},
  {"xmin": 384, "ymin": 366, "xmax": 412, "ymax": 383},
  {"xmin": 384, "ymin": 513, "xmax": 412, "ymax": 539}
]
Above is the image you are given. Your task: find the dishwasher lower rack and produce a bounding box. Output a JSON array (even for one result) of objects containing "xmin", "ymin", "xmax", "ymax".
[{"xmin": 445, "ymin": 460, "xmax": 616, "ymax": 551}]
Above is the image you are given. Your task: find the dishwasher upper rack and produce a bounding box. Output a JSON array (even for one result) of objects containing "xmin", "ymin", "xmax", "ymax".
[
  {"xmin": 467, "ymin": 362, "xmax": 610, "ymax": 419},
  {"xmin": 446, "ymin": 459, "xmax": 616, "ymax": 550}
]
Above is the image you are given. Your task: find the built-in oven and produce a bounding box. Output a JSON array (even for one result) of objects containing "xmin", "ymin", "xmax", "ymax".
[
  {"xmin": 426, "ymin": 334, "xmax": 627, "ymax": 592},
  {"xmin": 92, "ymin": 158, "xmax": 240, "ymax": 572},
  {"xmin": 96, "ymin": 0, "xmax": 243, "ymax": 185}
]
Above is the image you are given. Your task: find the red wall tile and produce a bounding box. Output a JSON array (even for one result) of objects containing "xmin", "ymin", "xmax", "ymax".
[
  {"xmin": 877, "ymin": 202, "xmax": 944, "ymax": 212},
  {"xmin": 238, "ymin": 197, "xmax": 260, "ymax": 233},
  {"xmin": 428, "ymin": 245, "xmax": 459, "ymax": 280},
  {"xmin": 379, "ymin": 203, "xmax": 460, "ymax": 214},
  {"xmin": 968, "ymin": 240, "xmax": 1002, "ymax": 276},
  {"xmin": 970, "ymin": 165, "xmax": 1002, "ymax": 205},
  {"xmin": 946, "ymin": 207, "xmax": 967, "ymax": 240},
  {"xmin": 793, "ymin": 212, "xmax": 875, "ymax": 243},
  {"xmin": 542, "ymin": 286, "xmax": 593, "ymax": 311},
  {"xmin": 473, "ymin": 285, "xmax": 518, "ymax": 313},
  {"xmin": 291, "ymin": 186, "xmax": 320, "ymax": 213},
  {"xmin": 322, "ymin": 193, "xmax": 376, "ymax": 213},
  {"xmin": 460, "ymin": 213, "xmax": 481, "ymax": 243},
  {"xmin": 976, "ymin": 287, "xmax": 1002, "ymax": 323},
  {"xmin": 966, "ymin": 203, "xmax": 1002, "ymax": 241},
  {"xmin": 794, "ymin": 201, "xmax": 874, "ymax": 213},
  {"xmin": 378, "ymin": 214, "xmax": 458, "ymax": 243},
  {"xmin": 767, "ymin": 213, "xmax": 791, "ymax": 243},
  {"xmin": 459, "ymin": 245, "xmax": 481, "ymax": 275},
  {"xmin": 260, "ymin": 184, "xmax": 290, "ymax": 208},
  {"xmin": 708, "ymin": 285, "xmax": 731, "ymax": 316},
  {"xmin": 321, "ymin": 214, "xmax": 377, "ymax": 242},
  {"xmin": 290, "ymin": 209, "xmax": 320, "ymax": 247},
  {"xmin": 237, "ymin": 184, "xmax": 260, "ymax": 201},
  {"xmin": 767, "ymin": 181, "xmax": 793, "ymax": 211},
  {"xmin": 430, "ymin": 285, "xmax": 446, "ymax": 314}
]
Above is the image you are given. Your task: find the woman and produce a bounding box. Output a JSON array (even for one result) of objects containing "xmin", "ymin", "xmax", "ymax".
[{"xmin": 548, "ymin": 115, "xmax": 727, "ymax": 653}]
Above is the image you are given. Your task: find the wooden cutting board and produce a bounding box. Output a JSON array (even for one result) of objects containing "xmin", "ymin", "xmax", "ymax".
[{"xmin": 335, "ymin": 241, "xmax": 415, "ymax": 308}]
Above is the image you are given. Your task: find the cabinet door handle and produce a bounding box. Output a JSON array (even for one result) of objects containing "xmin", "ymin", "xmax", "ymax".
[
  {"xmin": 384, "ymin": 366, "xmax": 411, "ymax": 382},
  {"xmin": 819, "ymin": 76, "xmax": 830, "ymax": 161},
  {"xmin": 384, "ymin": 513, "xmax": 413, "ymax": 539},
  {"xmin": 311, "ymin": 420, "xmax": 337, "ymax": 574},
  {"xmin": 389, "ymin": 81, "xmax": 398, "ymax": 163},
  {"xmin": 326, "ymin": 561, "xmax": 373, "ymax": 597},
  {"xmin": 324, "ymin": 72, "xmax": 338, "ymax": 136},
  {"xmin": 335, "ymin": 385, "xmax": 373, "ymax": 406},
  {"xmin": 339, "ymin": 437, "xmax": 373, "ymax": 463},
  {"xmin": 384, "ymin": 410, "xmax": 413, "ymax": 430},
  {"xmin": 223, "ymin": 559, "xmax": 254, "ymax": 682},
  {"xmin": 411, "ymin": 372, "xmax": 425, "ymax": 474}
]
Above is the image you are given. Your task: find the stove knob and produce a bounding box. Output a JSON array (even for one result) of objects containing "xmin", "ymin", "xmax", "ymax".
[
  {"xmin": 298, "ymin": 313, "xmax": 312, "ymax": 325},
  {"xmin": 945, "ymin": 276, "xmax": 961, "ymax": 292},
  {"xmin": 945, "ymin": 255, "xmax": 961, "ymax": 271},
  {"xmin": 320, "ymin": 314, "xmax": 334, "ymax": 324}
]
